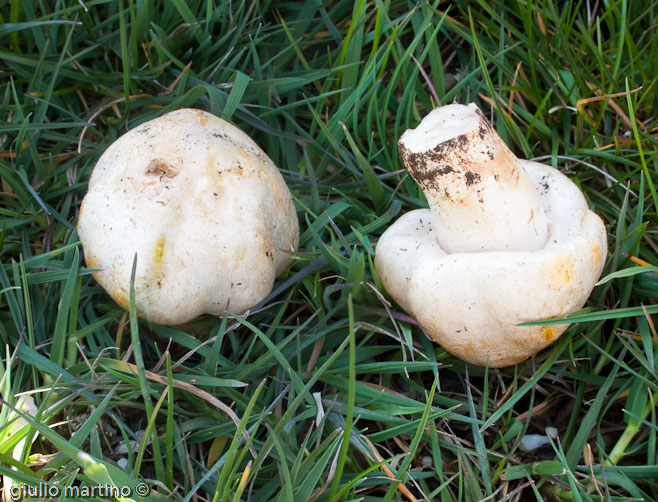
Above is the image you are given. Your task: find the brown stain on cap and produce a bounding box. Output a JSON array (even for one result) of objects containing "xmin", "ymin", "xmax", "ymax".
[{"xmin": 145, "ymin": 159, "xmax": 178, "ymax": 179}]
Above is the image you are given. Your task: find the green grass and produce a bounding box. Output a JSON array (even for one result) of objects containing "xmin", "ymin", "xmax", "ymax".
[{"xmin": 1, "ymin": 1, "xmax": 658, "ymax": 501}]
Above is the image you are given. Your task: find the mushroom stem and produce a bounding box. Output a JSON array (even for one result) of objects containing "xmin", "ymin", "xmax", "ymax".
[{"xmin": 398, "ymin": 103, "xmax": 549, "ymax": 253}]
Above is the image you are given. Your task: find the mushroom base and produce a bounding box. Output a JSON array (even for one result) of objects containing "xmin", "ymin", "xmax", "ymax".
[{"xmin": 374, "ymin": 160, "xmax": 607, "ymax": 367}]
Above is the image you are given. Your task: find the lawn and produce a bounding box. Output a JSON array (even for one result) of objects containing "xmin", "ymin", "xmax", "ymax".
[{"xmin": 1, "ymin": 1, "xmax": 658, "ymax": 501}]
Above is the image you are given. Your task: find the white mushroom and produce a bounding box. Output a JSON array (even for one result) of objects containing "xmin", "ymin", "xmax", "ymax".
[
  {"xmin": 78, "ymin": 108, "xmax": 299, "ymax": 325},
  {"xmin": 375, "ymin": 103, "xmax": 607, "ymax": 367}
]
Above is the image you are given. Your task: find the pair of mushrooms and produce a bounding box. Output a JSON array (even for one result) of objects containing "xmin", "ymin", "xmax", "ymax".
[{"xmin": 78, "ymin": 105, "xmax": 606, "ymax": 367}]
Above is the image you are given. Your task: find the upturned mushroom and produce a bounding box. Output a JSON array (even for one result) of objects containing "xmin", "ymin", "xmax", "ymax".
[
  {"xmin": 375, "ymin": 103, "xmax": 607, "ymax": 367},
  {"xmin": 78, "ymin": 108, "xmax": 299, "ymax": 325}
]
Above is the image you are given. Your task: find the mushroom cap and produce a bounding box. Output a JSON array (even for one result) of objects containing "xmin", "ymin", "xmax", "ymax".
[
  {"xmin": 375, "ymin": 159, "xmax": 606, "ymax": 367},
  {"xmin": 78, "ymin": 108, "xmax": 299, "ymax": 325}
]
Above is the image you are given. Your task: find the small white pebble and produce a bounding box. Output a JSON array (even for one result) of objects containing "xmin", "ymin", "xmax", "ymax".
[
  {"xmin": 518, "ymin": 434, "xmax": 550, "ymax": 452},
  {"xmin": 421, "ymin": 456, "xmax": 433, "ymax": 468},
  {"xmin": 117, "ymin": 458, "xmax": 128, "ymax": 470},
  {"xmin": 116, "ymin": 431, "xmax": 148, "ymax": 454},
  {"xmin": 116, "ymin": 440, "xmax": 139, "ymax": 455},
  {"xmin": 545, "ymin": 426, "xmax": 558, "ymax": 439}
]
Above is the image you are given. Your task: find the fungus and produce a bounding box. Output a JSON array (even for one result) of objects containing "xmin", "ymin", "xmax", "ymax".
[
  {"xmin": 374, "ymin": 103, "xmax": 607, "ymax": 367},
  {"xmin": 78, "ymin": 108, "xmax": 299, "ymax": 325}
]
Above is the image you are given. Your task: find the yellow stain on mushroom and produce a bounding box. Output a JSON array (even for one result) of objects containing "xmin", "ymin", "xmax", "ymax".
[
  {"xmin": 592, "ymin": 245, "xmax": 600, "ymax": 263},
  {"xmin": 545, "ymin": 253, "xmax": 574, "ymax": 288},
  {"xmin": 234, "ymin": 246, "xmax": 246, "ymax": 262},
  {"xmin": 112, "ymin": 289, "xmax": 130, "ymax": 311},
  {"xmin": 205, "ymin": 154, "xmax": 217, "ymax": 173},
  {"xmin": 154, "ymin": 237, "xmax": 166, "ymax": 264},
  {"xmin": 85, "ymin": 252, "xmax": 99, "ymax": 271},
  {"xmin": 271, "ymin": 180, "xmax": 280, "ymax": 197},
  {"xmin": 197, "ymin": 110, "xmax": 209, "ymax": 126},
  {"xmin": 153, "ymin": 237, "xmax": 166, "ymax": 284},
  {"xmin": 540, "ymin": 325, "xmax": 556, "ymax": 342}
]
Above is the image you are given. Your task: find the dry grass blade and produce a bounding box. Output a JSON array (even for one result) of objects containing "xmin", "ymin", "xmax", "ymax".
[
  {"xmin": 577, "ymin": 84, "xmax": 644, "ymax": 130},
  {"xmin": 112, "ymin": 359, "xmax": 257, "ymax": 458},
  {"xmin": 360, "ymin": 434, "xmax": 419, "ymax": 502}
]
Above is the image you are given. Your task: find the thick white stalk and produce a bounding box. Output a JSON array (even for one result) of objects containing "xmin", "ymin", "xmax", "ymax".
[{"xmin": 398, "ymin": 103, "xmax": 549, "ymax": 253}]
